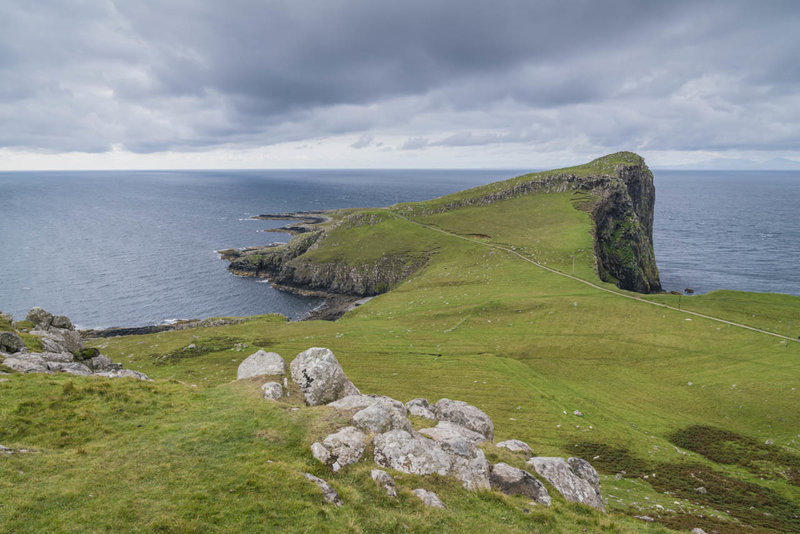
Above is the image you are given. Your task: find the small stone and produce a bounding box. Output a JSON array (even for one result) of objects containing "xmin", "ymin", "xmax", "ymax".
[
  {"xmin": 412, "ymin": 488, "xmax": 445, "ymax": 509},
  {"xmin": 371, "ymin": 469, "xmax": 397, "ymax": 497},
  {"xmin": 573, "ymin": 410, "xmax": 583, "ymax": 417},
  {"xmin": 261, "ymin": 381, "xmax": 283, "ymax": 400},
  {"xmin": 303, "ymin": 473, "xmax": 342, "ymax": 506},
  {"xmin": 765, "ymin": 439, "xmax": 774, "ymax": 445},
  {"xmin": 691, "ymin": 529, "xmax": 707, "ymax": 534},
  {"xmin": 695, "ymin": 486, "xmax": 707, "ymax": 494},
  {"xmin": 634, "ymin": 515, "xmax": 654, "ymax": 522},
  {"xmin": 496, "ymin": 439, "xmax": 533, "ymax": 454}
]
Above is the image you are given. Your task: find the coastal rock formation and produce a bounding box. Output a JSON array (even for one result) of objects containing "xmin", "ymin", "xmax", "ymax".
[
  {"xmin": 489, "ymin": 462, "xmax": 551, "ymax": 506},
  {"xmin": 290, "ymin": 347, "xmax": 360, "ymax": 405},
  {"xmin": 528, "ymin": 456, "xmax": 605, "ymax": 511},
  {"xmin": 237, "ymin": 350, "xmax": 286, "ymax": 379},
  {"xmin": 0, "ymin": 309, "xmax": 150, "ymax": 380}
]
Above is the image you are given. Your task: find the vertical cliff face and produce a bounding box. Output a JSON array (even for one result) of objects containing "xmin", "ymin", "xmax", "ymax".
[{"xmin": 591, "ymin": 157, "xmax": 661, "ymax": 293}]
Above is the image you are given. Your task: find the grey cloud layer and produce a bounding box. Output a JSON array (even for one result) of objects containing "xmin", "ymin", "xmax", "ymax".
[{"xmin": 1, "ymin": 0, "xmax": 798, "ymax": 154}]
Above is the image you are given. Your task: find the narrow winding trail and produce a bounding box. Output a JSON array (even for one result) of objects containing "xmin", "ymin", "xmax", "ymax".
[{"xmin": 389, "ymin": 210, "xmax": 800, "ymax": 345}]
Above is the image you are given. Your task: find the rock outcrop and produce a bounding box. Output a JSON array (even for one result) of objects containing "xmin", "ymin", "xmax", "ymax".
[
  {"xmin": 528, "ymin": 457, "xmax": 605, "ymax": 511},
  {"xmin": 290, "ymin": 347, "xmax": 360, "ymax": 405},
  {"xmin": 237, "ymin": 350, "xmax": 286, "ymax": 380},
  {"xmin": 0, "ymin": 309, "xmax": 150, "ymax": 380},
  {"xmin": 431, "ymin": 398, "xmax": 494, "ymax": 440}
]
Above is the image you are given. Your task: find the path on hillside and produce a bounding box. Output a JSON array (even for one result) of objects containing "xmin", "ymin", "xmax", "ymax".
[{"xmin": 388, "ymin": 210, "xmax": 800, "ymax": 345}]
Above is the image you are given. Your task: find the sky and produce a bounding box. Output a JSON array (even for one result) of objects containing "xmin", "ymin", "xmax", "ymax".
[{"xmin": 1, "ymin": 0, "xmax": 799, "ymax": 170}]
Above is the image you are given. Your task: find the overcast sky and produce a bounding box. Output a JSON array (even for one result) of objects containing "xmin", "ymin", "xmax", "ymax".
[{"xmin": 1, "ymin": 0, "xmax": 799, "ymax": 170}]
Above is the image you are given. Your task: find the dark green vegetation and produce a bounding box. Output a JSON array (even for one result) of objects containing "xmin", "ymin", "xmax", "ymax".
[{"xmin": 2, "ymin": 153, "xmax": 799, "ymax": 532}]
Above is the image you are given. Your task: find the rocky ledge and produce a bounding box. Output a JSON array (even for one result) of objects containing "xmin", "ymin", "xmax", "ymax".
[
  {"xmin": 0, "ymin": 307, "xmax": 150, "ymax": 380},
  {"xmin": 235, "ymin": 346, "xmax": 605, "ymax": 511}
]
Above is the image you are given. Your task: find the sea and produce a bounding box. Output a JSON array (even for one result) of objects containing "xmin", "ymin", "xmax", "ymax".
[{"xmin": 1, "ymin": 169, "xmax": 798, "ymax": 329}]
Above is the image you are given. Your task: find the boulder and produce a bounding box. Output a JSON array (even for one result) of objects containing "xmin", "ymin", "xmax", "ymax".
[
  {"xmin": 329, "ymin": 394, "xmax": 404, "ymax": 412},
  {"xmin": 261, "ymin": 381, "xmax": 283, "ymax": 400},
  {"xmin": 373, "ymin": 429, "xmax": 490, "ymax": 490},
  {"xmin": 405, "ymin": 398, "xmax": 437, "ymax": 419},
  {"xmin": 303, "ymin": 473, "xmax": 342, "ymax": 506},
  {"xmin": 289, "ymin": 347, "xmax": 359, "ymax": 406},
  {"xmin": 568, "ymin": 457, "xmax": 601, "ymax": 489},
  {"xmin": 489, "ymin": 463, "xmax": 551, "ymax": 505},
  {"xmin": 371, "ymin": 469, "xmax": 397, "ymax": 497},
  {"xmin": 46, "ymin": 361, "xmax": 93, "ymax": 376},
  {"xmin": 432, "ymin": 398, "xmax": 494, "ymax": 440},
  {"xmin": 420, "ymin": 420, "xmax": 487, "ymax": 444},
  {"xmin": 352, "ymin": 403, "xmax": 412, "ymax": 434},
  {"xmin": 237, "ymin": 350, "xmax": 286, "ymax": 380},
  {"xmin": 38, "ymin": 351, "xmax": 75, "ymax": 363},
  {"xmin": 1, "ymin": 356, "xmax": 49, "ymax": 374},
  {"xmin": 51, "ymin": 315, "xmax": 73, "ymax": 330},
  {"xmin": 0, "ymin": 332, "xmax": 25, "ymax": 354},
  {"xmin": 527, "ymin": 457, "xmax": 604, "ymax": 511},
  {"xmin": 32, "ymin": 328, "xmax": 84, "ymax": 355},
  {"xmin": 26, "ymin": 307, "xmax": 53, "ymax": 329},
  {"xmin": 86, "ymin": 354, "xmax": 120, "ymax": 372},
  {"xmin": 311, "ymin": 426, "xmax": 368, "ymax": 472},
  {"xmin": 412, "ymin": 489, "xmax": 445, "ymax": 509},
  {"xmin": 496, "ymin": 439, "xmax": 533, "ymax": 454}
]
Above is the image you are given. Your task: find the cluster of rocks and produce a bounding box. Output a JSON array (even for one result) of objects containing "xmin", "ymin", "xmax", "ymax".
[
  {"xmin": 236, "ymin": 346, "xmax": 604, "ymax": 511},
  {"xmin": 0, "ymin": 307, "xmax": 150, "ymax": 380}
]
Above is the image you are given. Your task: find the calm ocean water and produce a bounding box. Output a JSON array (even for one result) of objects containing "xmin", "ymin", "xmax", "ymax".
[{"xmin": 1, "ymin": 169, "xmax": 798, "ymax": 328}]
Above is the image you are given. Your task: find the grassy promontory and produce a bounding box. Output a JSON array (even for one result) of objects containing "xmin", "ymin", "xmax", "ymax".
[{"xmin": 2, "ymin": 153, "xmax": 799, "ymax": 532}]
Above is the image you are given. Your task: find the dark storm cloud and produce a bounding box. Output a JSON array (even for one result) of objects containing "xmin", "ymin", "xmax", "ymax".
[{"xmin": 1, "ymin": 0, "xmax": 799, "ymax": 155}]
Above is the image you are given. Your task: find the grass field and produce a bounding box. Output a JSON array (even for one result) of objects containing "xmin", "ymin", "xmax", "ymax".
[{"xmin": 2, "ymin": 155, "xmax": 799, "ymax": 532}]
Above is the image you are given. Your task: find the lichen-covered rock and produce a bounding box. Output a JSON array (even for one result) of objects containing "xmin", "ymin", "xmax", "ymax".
[
  {"xmin": 371, "ymin": 469, "xmax": 397, "ymax": 497},
  {"xmin": 237, "ymin": 350, "xmax": 286, "ymax": 380},
  {"xmin": 496, "ymin": 439, "xmax": 533, "ymax": 454},
  {"xmin": 419, "ymin": 420, "xmax": 487, "ymax": 444},
  {"xmin": 303, "ymin": 473, "xmax": 342, "ymax": 506},
  {"xmin": 432, "ymin": 398, "xmax": 494, "ymax": 440},
  {"xmin": 0, "ymin": 332, "xmax": 25, "ymax": 354},
  {"xmin": 373, "ymin": 429, "xmax": 490, "ymax": 490},
  {"xmin": 568, "ymin": 457, "xmax": 601, "ymax": 489},
  {"xmin": 412, "ymin": 488, "xmax": 445, "ymax": 509},
  {"xmin": 1, "ymin": 356, "xmax": 50, "ymax": 374},
  {"xmin": 290, "ymin": 347, "xmax": 359, "ymax": 406},
  {"xmin": 45, "ymin": 361, "xmax": 92, "ymax": 376},
  {"xmin": 51, "ymin": 315, "xmax": 73, "ymax": 330},
  {"xmin": 489, "ymin": 463, "xmax": 551, "ymax": 505},
  {"xmin": 311, "ymin": 426, "xmax": 368, "ymax": 472},
  {"xmin": 329, "ymin": 394, "xmax": 404, "ymax": 412},
  {"xmin": 527, "ymin": 457, "xmax": 605, "ymax": 511},
  {"xmin": 405, "ymin": 398, "xmax": 437, "ymax": 419},
  {"xmin": 31, "ymin": 327, "xmax": 83, "ymax": 355},
  {"xmin": 352, "ymin": 403, "xmax": 412, "ymax": 434},
  {"xmin": 261, "ymin": 381, "xmax": 283, "ymax": 400},
  {"xmin": 26, "ymin": 307, "xmax": 54, "ymax": 329}
]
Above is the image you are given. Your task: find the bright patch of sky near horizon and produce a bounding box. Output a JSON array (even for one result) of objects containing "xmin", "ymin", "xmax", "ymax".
[{"xmin": 1, "ymin": 1, "xmax": 799, "ymax": 170}]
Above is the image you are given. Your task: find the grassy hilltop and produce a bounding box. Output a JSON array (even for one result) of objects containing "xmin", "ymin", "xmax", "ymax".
[{"xmin": 2, "ymin": 153, "xmax": 800, "ymax": 533}]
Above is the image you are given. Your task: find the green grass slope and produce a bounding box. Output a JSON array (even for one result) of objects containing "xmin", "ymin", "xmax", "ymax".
[{"xmin": 2, "ymin": 154, "xmax": 799, "ymax": 533}]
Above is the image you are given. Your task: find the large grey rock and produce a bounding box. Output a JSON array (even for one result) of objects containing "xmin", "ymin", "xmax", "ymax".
[
  {"xmin": 490, "ymin": 462, "xmax": 551, "ymax": 505},
  {"xmin": 36, "ymin": 351, "xmax": 74, "ymax": 363},
  {"xmin": 371, "ymin": 469, "xmax": 397, "ymax": 497},
  {"xmin": 1, "ymin": 356, "xmax": 50, "ymax": 374},
  {"xmin": 237, "ymin": 350, "xmax": 286, "ymax": 380},
  {"xmin": 432, "ymin": 398, "xmax": 494, "ymax": 440},
  {"xmin": 329, "ymin": 394, "xmax": 404, "ymax": 412},
  {"xmin": 87, "ymin": 354, "xmax": 120, "ymax": 371},
  {"xmin": 412, "ymin": 488, "xmax": 445, "ymax": 509},
  {"xmin": 527, "ymin": 457, "xmax": 605, "ymax": 511},
  {"xmin": 568, "ymin": 457, "xmax": 601, "ymax": 489},
  {"xmin": 261, "ymin": 381, "xmax": 283, "ymax": 400},
  {"xmin": 32, "ymin": 328, "xmax": 83, "ymax": 355},
  {"xmin": 51, "ymin": 315, "xmax": 73, "ymax": 330},
  {"xmin": 303, "ymin": 473, "xmax": 342, "ymax": 506},
  {"xmin": 420, "ymin": 420, "xmax": 487, "ymax": 444},
  {"xmin": 496, "ymin": 439, "xmax": 533, "ymax": 454},
  {"xmin": 405, "ymin": 398, "xmax": 437, "ymax": 419},
  {"xmin": 311, "ymin": 426, "xmax": 368, "ymax": 472},
  {"xmin": 373, "ymin": 429, "xmax": 490, "ymax": 490},
  {"xmin": 352, "ymin": 403, "xmax": 412, "ymax": 434},
  {"xmin": 26, "ymin": 307, "xmax": 53, "ymax": 329},
  {"xmin": 290, "ymin": 347, "xmax": 359, "ymax": 406},
  {"xmin": 46, "ymin": 361, "xmax": 93, "ymax": 376},
  {"xmin": 0, "ymin": 332, "xmax": 25, "ymax": 354}
]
